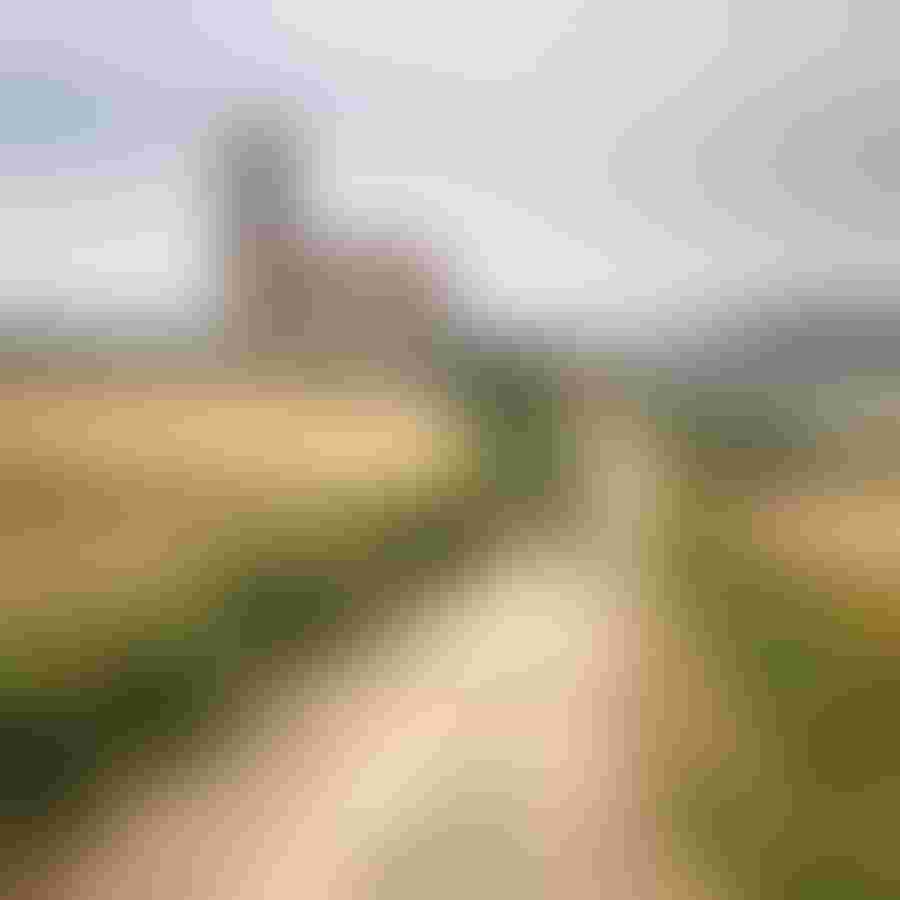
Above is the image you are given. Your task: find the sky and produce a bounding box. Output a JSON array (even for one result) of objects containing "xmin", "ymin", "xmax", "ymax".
[{"xmin": 4, "ymin": 1, "xmax": 900, "ymax": 336}]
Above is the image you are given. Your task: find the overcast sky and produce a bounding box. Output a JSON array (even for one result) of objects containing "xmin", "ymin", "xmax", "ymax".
[{"xmin": 3, "ymin": 1, "xmax": 900, "ymax": 334}]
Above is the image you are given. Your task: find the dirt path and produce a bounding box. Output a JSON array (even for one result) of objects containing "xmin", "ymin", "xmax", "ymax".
[{"xmin": 25, "ymin": 413, "xmax": 667, "ymax": 899}]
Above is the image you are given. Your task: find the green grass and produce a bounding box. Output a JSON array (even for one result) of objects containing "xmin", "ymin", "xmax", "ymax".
[{"xmin": 663, "ymin": 474, "xmax": 900, "ymax": 900}]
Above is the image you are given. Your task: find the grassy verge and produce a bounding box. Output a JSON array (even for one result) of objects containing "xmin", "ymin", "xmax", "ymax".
[{"xmin": 655, "ymin": 393, "xmax": 900, "ymax": 900}]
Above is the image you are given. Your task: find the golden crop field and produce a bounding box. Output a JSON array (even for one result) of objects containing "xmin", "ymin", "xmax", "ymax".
[
  {"xmin": 0, "ymin": 375, "xmax": 479, "ymax": 682},
  {"xmin": 751, "ymin": 479, "xmax": 900, "ymax": 638}
]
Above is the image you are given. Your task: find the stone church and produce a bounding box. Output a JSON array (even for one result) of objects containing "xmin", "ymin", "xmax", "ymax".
[{"xmin": 216, "ymin": 106, "xmax": 451, "ymax": 374}]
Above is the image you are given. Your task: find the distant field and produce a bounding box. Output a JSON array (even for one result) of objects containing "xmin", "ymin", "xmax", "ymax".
[{"xmin": 754, "ymin": 482, "xmax": 900, "ymax": 586}]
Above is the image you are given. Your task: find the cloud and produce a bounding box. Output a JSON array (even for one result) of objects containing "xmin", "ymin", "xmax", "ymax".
[{"xmin": 272, "ymin": 0, "xmax": 586, "ymax": 80}]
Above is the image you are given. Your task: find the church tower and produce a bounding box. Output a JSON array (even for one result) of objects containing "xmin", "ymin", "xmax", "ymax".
[{"xmin": 217, "ymin": 102, "xmax": 313, "ymax": 360}]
